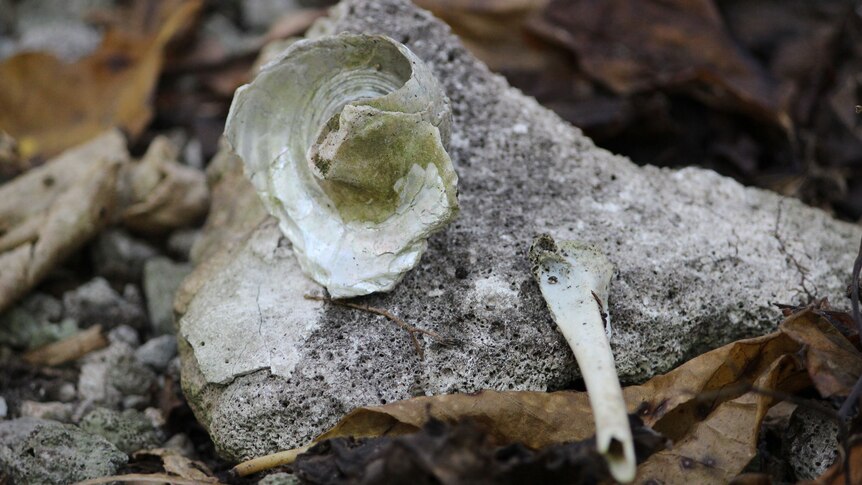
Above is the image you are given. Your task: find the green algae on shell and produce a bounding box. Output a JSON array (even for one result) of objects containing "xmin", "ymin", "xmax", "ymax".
[{"xmin": 224, "ymin": 33, "xmax": 459, "ymax": 298}]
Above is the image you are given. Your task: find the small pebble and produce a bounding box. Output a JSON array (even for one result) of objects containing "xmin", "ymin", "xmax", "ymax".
[
  {"xmin": 122, "ymin": 395, "xmax": 150, "ymax": 410},
  {"xmin": 135, "ymin": 335, "xmax": 178, "ymax": 372},
  {"xmin": 64, "ymin": 278, "xmax": 146, "ymax": 330},
  {"xmin": 19, "ymin": 401, "xmax": 75, "ymax": 422},
  {"xmin": 108, "ymin": 325, "xmax": 140, "ymax": 347},
  {"xmin": 143, "ymin": 257, "xmax": 192, "ymax": 335},
  {"xmin": 56, "ymin": 383, "xmax": 77, "ymax": 403},
  {"xmin": 144, "ymin": 407, "xmax": 166, "ymax": 428},
  {"xmin": 164, "ymin": 433, "xmax": 196, "ymax": 458}
]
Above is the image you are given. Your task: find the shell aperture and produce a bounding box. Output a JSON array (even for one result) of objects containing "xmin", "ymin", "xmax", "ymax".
[{"xmin": 225, "ymin": 34, "xmax": 459, "ymax": 298}]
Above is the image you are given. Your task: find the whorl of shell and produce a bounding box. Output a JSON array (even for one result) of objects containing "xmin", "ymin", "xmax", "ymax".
[{"xmin": 225, "ymin": 33, "xmax": 459, "ymax": 298}]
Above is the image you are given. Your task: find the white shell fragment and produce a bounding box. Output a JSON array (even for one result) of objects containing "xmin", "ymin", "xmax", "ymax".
[
  {"xmin": 225, "ymin": 34, "xmax": 459, "ymax": 298},
  {"xmin": 529, "ymin": 234, "xmax": 636, "ymax": 483}
]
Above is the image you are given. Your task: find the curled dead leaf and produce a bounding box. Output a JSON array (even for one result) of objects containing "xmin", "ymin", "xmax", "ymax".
[
  {"xmin": 529, "ymin": 0, "xmax": 790, "ymax": 129},
  {"xmin": 120, "ymin": 136, "xmax": 210, "ymax": 234},
  {"xmin": 780, "ymin": 309, "xmax": 862, "ymax": 398},
  {"xmin": 0, "ymin": 130, "xmax": 128, "ymax": 314},
  {"xmin": 0, "ymin": 0, "xmax": 203, "ymax": 161},
  {"xmin": 635, "ymin": 354, "xmax": 804, "ymax": 484},
  {"xmin": 413, "ymin": 0, "xmax": 554, "ymax": 73},
  {"xmin": 295, "ymin": 417, "xmax": 665, "ymax": 485},
  {"xmin": 23, "ymin": 325, "xmax": 108, "ymax": 367},
  {"xmin": 132, "ymin": 448, "xmax": 217, "ymax": 482}
]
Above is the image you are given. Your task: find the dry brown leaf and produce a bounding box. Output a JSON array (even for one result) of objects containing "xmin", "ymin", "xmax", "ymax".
[
  {"xmin": 629, "ymin": 330, "xmax": 801, "ymax": 441},
  {"xmin": 318, "ymin": 325, "xmax": 804, "ymax": 448},
  {"xmin": 0, "ymin": 130, "xmax": 128, "ymax": 314},
  {"xmin": 318, "ymin": 389, "xmax": 596, "ymax": 449},
  {"xmin": 780, "ymin": 309, "xmax": 862, "ymax": 398},
  {"xmin": 132, "ymin": 448, "xmax": 216, "ymax": 482},
  {"xmin": 529, "ymin": 0, "xmax": 790, "ymax": 128},
  {"xmin": 0, "ymin": 0, "xmax": 202, "ymax": 161},
  {"xmin": 414, "ymin": 0, "xmax": 556, "ymax": 73},
  {"xmin": 730, "ymin": 473, "xmax": 773, "ymax": 485},
  {"xmin": 635, "ymin": 355, "xmax": 802, "ymax": 484},
  {"xmin": 73, "ymin": 474, "xmax": 222, "ymax": 485},
  {"xmin": 302, "ymin": 311, "xmax": 829, "ymax": 484},
  {"xmin": 120, "ymin": 135, "xmax": 209, "ymax": 234},
  {"xmin": 75, "ymin": 446, "xmax": 222, "ymax": 484}
]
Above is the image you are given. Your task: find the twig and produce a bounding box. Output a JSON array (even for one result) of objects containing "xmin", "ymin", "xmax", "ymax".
[
  {"xmin": 230, "ymin": 443, "xmax": 312, "ymax": 477},
  {"xmin": 304, "ymin": 294, "xmax": 444, "ymax": 359},
  {"xmin": 23, "ymin": 325, "xmax": 107, "ymax": 366},
  {"xmin": 838, "ymin": 235, "xmax": 862, "ymax": 420},
  {"xmin": 840, "ymin": 378, "xmax": 862, "ymax": 419},
  {"xmin": 773, "ymin": 200, "xmax": 815, "ymax": 301},
  {"xmin": 851, "ymin": 235, "xmax": 862, "ymax": 337},
  {"xmin": 73, "ymin": 474, "xmax": 222, "ymax": 485}
]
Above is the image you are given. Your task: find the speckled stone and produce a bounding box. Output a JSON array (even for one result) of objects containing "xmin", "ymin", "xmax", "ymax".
[
  {"xmin": 0, "ymin": 417, "xmax": 127, "ymax": 484},
  {"xmin": 177, "ymin": 0, "xmax": 861, "ymax": 461}
]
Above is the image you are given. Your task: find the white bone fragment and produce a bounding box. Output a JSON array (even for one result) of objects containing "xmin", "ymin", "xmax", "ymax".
[{"xmin": 530, "ymin": 234, "xmax": 636, "ymax": 483}]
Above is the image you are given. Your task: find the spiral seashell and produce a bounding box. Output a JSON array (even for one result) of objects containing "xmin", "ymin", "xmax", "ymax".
[{"xmin": 225, "ymin": 33, "xmax": 459, "ymax": 298}]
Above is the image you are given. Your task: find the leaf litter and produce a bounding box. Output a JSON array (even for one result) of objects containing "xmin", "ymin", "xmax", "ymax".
[
  {"xmin": 230, "ymin": 305, "xmax": 862, "ymax": 484},
  {"xmin": 0, "ymin": 130, "xmax": 209, "ymax": 316}
]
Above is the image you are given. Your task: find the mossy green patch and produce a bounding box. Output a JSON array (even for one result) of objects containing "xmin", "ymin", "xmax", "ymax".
[{"xmin": 312, "ymin": 106, "xmax": 456, "ymax": 223}]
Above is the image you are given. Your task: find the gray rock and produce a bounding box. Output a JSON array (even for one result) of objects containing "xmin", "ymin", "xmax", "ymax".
[
  {"xmin": 80, "ymin": 407, "xmax": 161, "ymax": 454},
  {"xmin": 19, "ymin": 401, "xmax": 75, "ymax": 422},
  {"xmin": 259, "ymin": 472, "xmax": 301, "ymax": 485},
  {"xmin": 20, "ymin": 292, "xmax": 63, "ymax": 322},
  {"xmin": 0, "ymin": 417, "xmax": 127, "ymax": 484},
  {"xmin": 0, "ymin": 293, "xmax": 77, "ymax": 349},
  {"xmin": 143, "ymin": 407, "xmax": 167, "ymax": 428},
  {"xmin": 135, "ymin": 335, "xmax": 178, "ymax": 372},
  {"xmin": 167, "ymin": 228, "xmax": 202, "ymax": 261},
  {"xmin": 63, "ymin": 277, "xmax": 146, "ymax": 330},
  {"xmin": 0, "ymin": 396, "xmax": 7, "ymax": 419},
  {"xmin": 177, "ymin": 0, "xmax": 862, "ymax": 461},
  {"xmin": 203, "ymin": 13, "xmax": 262, "ymax": 57},
  {"xmin": 785, "ymin": 406, "xmax": 840, "ymax": 480},
  {"xmin": 167, "ymin": 355, "xmax": 182, "ymax": 381},
  {"xmin": 163, "ymin": 432, "xmax": 196, "ymax": 457},
  {"xmin": 182, "ymin": 137, "xmax": 204, "ymax": 170},
  {"xmin": 143, "ymin": 257, "xmax": 192, "ymax": 335},
  {"xmin": 53, "ymin": 383, "xmax": 77, "ymax": 403},
  {"xmin": 0, "ymin": 0, "xmax": 115, "ymax": 62},
  {"xmin": 241, "ymin": 0, "xmax": 302, "ymax": 31},
  {"xmin": 108, "ymin": 324, "xmax": 141, "ymax": 347},
  {"xmin": 122, "ymin": 395, "xmax": 150, "ymax": 410},
  {"xmin": 78, "ymin": 342, "xmax": 156, "ymax": 408},
  {"xmin": 92, "ymin": 228, "xmax": 159, "ymax": 283}
]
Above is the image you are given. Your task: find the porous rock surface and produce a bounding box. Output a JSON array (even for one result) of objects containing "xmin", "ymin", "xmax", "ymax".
[
  {"xmin": 177, "ymin": 0, "xmax": 862, "ymax": 461},
  {"xmin": 0, "ymin": 417, "xmax": 127, "ymax": 483},
  {"xmin": 784, "ymin": 406, "xmax": 840, "ymax": 480}
]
